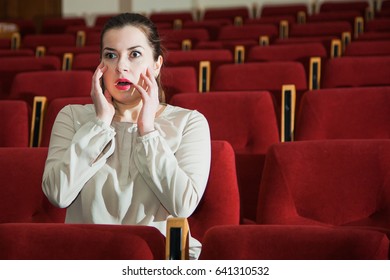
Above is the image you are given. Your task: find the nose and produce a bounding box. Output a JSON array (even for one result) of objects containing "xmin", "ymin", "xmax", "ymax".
[{"xmin": 116, "ymin": 57, "xmax": 129, "ymax": 73}]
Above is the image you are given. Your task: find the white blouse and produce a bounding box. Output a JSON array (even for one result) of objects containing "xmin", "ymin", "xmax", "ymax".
[{"xmin": 42, "ymin": 103, "xmax": 211, "ymax": 259}]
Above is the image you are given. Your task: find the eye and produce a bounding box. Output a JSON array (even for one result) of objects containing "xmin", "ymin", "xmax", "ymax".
[
  {"xmin": 130, "ymin": 51, "xmax": 141, "ymax": 58},
  {"xmin": 104, "ymin": 52, "xmax": 117, "ymax": 59}
]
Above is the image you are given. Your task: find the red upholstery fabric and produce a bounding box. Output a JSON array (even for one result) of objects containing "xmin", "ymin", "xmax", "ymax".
[
  {"xmin": 289, "ymin": 21, "xmax": 352, "ymax": 37},
  {"xmin": 217, "ymin": 24, "xmax": 278, "ymax": 42},
  {"xmin": 0, "ymin": 49, "xmax": 34, "ymax": 57},
  {"xmin": 200, "ymin": 225, "xmax": 389, "ymax": 260},
  {"xmin": 171, "ymin": 92, "xmax": 279, "ymax": 222},
  {"xmin": 357, "ymin": 32, "xmax": 390, "ymax": 41},
  {"xmin": 72, "ymin": 52, "xmax": 100, "ymax": 72},
  {"xmin": 9, "ymin": 70, "xmax": 92, "ymax": 108},
  {"xmin": 162, "ymin": 66, "xmax": 197, "ymax": 103},
  {"xmin": 164, "ymin": 49, "xmax": 233, "ymax": 89},
  {"xmin": 21, "ymin": 34, "xmax": 76, "ymax": 50},
  {"xmin": 344, "ymin": 40, "xmax": 390, "ymax": 56},
  {"xmin": 260, "ymin": 4, "xmax": 308, "ymax": 18},
  {"xmin": 321, "ymin": 56, "xmax": 390, "ymax": 88},
  {"xmin": 0, "ymin": 56, "xmax": 61, "ymax": 99},
  {"xmin": 150, "ymin": 11, "xmax": 194, "ymax": 23},
  {"xmin": 211, "ymin": 61, "xmax": 307, "ymax": 114},
  {"xmin": 165, "ymin": 49, "xmax": 233, "ymax": 66},
  {"xmin": 257, "ymin": 140, "xmax": 390, "ymax": 242},
  {"xmin": 0, "ymin": 147, "xmax": 65, "ymax": 223},
  {"xmin": 319, "ymin": 1, "xmax": 369, "ymax": 15},
  {"xmin": 188, "ymin": 140, "xmax": 240, "ymax": 242},
  {"xmin": 308, "ymin": 11, "xmax": 361, "ymax": 26},
  {"xmin": 203, "ymin": 6, "xmax": 250, "ymax": 22},
  {"xmin": 47, "ymin": 45, "xmax": 100, "ymax": 62},
  {"xmin": 0, "ymin": 223, "xmax": 165, "ymax": 260},
  {"xmin": 0, "ymin": 100, "xmax": 29, "ymax": 147},
  {"xmin": 41, "ymin": 17, "xmax": 86, "ymax": 34},
  {"xmin": 295, "ymin": 87, "xmax": 390, "ymax": 140},
  {"xmin": 248, "ymin": 43, "xmax": 327, "ymax": 62},
  {"xmin": 365, "ymin": 19, "xmax": 390, "ymax": 32},
  {"xmin": 159, "ymin": 28, "xmax": 209, "ymax": 49},
  {"xmin": 41, "ymin": 97, "xmax": 93, "ymax": 147}
]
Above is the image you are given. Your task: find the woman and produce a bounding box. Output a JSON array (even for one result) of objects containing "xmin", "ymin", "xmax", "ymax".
[{"xmin": 42, "ymin": 13, "xmax": 211, "ymax": 259}]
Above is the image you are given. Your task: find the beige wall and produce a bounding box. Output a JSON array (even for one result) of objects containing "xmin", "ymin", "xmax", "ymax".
[{"xmin": 62, "ymin": 0, "xmax": 375, "ymax": 25}]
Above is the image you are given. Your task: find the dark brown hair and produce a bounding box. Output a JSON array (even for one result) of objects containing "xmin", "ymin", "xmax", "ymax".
[{"xmin": 100, "ymin": 13, "xmax": 166, "ymax": 103}]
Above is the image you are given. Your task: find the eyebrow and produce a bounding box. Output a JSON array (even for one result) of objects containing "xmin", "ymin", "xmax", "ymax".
[{"xmin": 103, "ymin": 45, "xmax": 145, "ymax": 52}]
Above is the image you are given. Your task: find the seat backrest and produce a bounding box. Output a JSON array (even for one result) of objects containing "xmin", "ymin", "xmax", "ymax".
[
  {"xmin": 159, "ymin": 28, "xmax": 209, "ymax": 49},
  {"xmin": 217, "ymin": 24, "xmax": 278, "ymax": 41},
  {"xmin": 161, "ymin": 66, "xmax": 197, "ymax": 102},
  {"xmin": 150, "ymin": 11, "xmax": 194, "ymax": 24},
  {"xmin": 0, "ymin": 147, "xmax": 66, "ymax": 223},
  {"xmin": 22, "ymin": 34, "xmax": 76, "ymax": 50},
  {"xmin": 289, "ymin": 21, "xmax": 352, "ymax": 37},
  {"xmin": 247, "ymin": 42, "xmax": 327, "ymax": 62},
  {"xmin": 257, "ymin": 139, "xmax": 390, "ymax": 229},
  {"xmin": 211, "ymin": 61, "xmax": 307, "ymax": 92},
  {"xmin": 0, "ymin": 223, "xmax": 165, "ymax": 260},
  {"xmin": 170, "ymin": 91, "xmax": 279, "ymax": 152},
  {"xmin": 344, "ymin": 40, "xmax": 390, "ymax": 56},
  {"xmin": 9, "ymin": 70, "xmax": 92, "ymax": 107},
  {"xmin": 72, "ymin": 52, "xmax": 100, "ymax": 72},
  {"xmin": 41, "ymin": 17, "xmax": 86, "ymax": 34},
  {"xmin": 365, "ymin": 18, "xmax": 390, "ymax": 32},
  {"xmin": 210, "ymin": 61, "xmax": 307, "ymax": 112},
  {"xmin": 40, "ymin": 96, "xmax": 93, "ymax": 147},
  {"xmin": 0, "ymin": 56, "xmax": 61, "ymax": 99},
  {"xmin": 203, "ymin": 6, "xmax": 250, "ymax": 22},
  {"xmin": 319, "ymin": 1, "xmax": 369, "ymax": 15},
  {"xmin": 260, "ymin": 4, "xmax": 308, "ymax": 18},
  {"xmin": 164, "ymin": 49, "xmax": 233, "ymax": 66},
  {"xmin": 0, "ymin": 100, "xmax": 29, "ymax": 147},
  {"xmin": 188, "ymin": 140, "xmax": 240, "ymax": 242},
  {"xmin": 321, "ymin": 56, "xmax": 390, "ymax": 88},
  {"xmin": 295, "ymin": 87, "xmax": 390, "ymax": 140},
  {"xmin": 200, "ymin": 224, "xmax": 389, "ymax": 260}
]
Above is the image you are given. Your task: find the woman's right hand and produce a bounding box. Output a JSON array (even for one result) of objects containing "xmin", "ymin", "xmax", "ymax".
[{"xmin": 91, "ymin": 62, "xmax": 115, "ymax": 125}]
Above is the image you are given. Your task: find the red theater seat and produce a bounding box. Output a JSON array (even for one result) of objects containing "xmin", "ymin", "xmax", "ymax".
[
  {"xmin": 170, "ymin": 92, "xmax": 279, "ymax": 222},
  {"xmin": 0, "ymin": 100, "xmax": 29, "ymax": 147},
  {"xmin": 40, "ymin": 96, "xmax": 92, "ymax": 147},
  {"xmin": 200, "ymin": 225, "xmax": 389, "ymax": 260},
  {"xmin": 295, "ymin": 87, "xmax": 390, "ymax": 141},
  {"xmin": 9, "ymin": 70, "xmax": 92, "ymax": 107},
  {"xmin": 0, "ymin": 147, "xmax": 65, "ymax": 223},
  {"xmin": 0, "ymin": 223, "xmax": 165, "ymax": 260},
  {"xmin": 344, "ymin": 40, "xmax": 390, "ymax": 56},
  {"xmin": 202, "ymin": 6, "xmax": 250, "ymax": 23},
  {"xmin": 321, "ymin": 56, "xmax": 390, "ymax": 88},
  {"xmin": 0, "ymin": 56, "xmax": 61, "ymax": 99},
  {"xmin": 319, "ymin": 1, "xmax": 369, "ymax": 16},
  {"xmin": 257, "ymin": 140, "xmax": 390, "ymax": 257},
  {"xmin": 161, "ymin": 66, "xmax": 197, "ymax": 102},
  {"xmin": 211, "ymin": 61, "xmax": 307, "ymax": 116},
  {"xmin": 41, "ymin": 17, "xmax": 87, "ymax": 34},
  {"xmin": 188, "ymin": 140, "xmax": 240, "ymax": 242}
]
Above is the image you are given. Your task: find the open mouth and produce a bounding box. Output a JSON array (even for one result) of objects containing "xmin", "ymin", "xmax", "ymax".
[{"xmin": 115, "ymin": 79, "xmax": 132, "ymax": 91}]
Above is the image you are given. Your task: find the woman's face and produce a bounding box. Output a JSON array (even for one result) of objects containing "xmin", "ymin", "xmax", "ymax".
[{"xmin": 101, "ymin": 25, "xmax": 162, "ymax": 103}]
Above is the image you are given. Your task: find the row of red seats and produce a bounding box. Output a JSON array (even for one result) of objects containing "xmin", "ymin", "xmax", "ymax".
[
  {"xmin": 1, "ymin": 54, "xmax": 389, "ymax": 147},
  {"xmin": 0, "ymin": 138, "xmax": 389, "ymax": 259},
  {"xmin": 3, "ymin": 85, "xmax": 390, "ymax": 221},
  {"xmin": 1, "ymin": 16, "xmax": 388, "ymax": 51}
]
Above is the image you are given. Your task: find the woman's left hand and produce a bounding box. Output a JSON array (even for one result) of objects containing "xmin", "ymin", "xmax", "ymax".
[{"xmin": 133, "ymin": 66, "xmax": 160, "ymax": 136}]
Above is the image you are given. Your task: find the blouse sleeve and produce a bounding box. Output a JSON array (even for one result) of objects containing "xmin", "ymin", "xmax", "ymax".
[
  {"xmin": 134, "ymin": 110, "xmax": 211, "ymax": 217},
  {"xmin": 42, "ymin": 105, "xmax": 116, "ymax": 208}
]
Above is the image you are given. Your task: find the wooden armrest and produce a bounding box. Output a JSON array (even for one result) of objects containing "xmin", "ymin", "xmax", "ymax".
[
  {"xmin": 281, "ymin": 84, "xmax": 296, "ymax": 142},
  {"xmin": 166, "ymin": 217, "xmax": 189, "ymax": 260}
]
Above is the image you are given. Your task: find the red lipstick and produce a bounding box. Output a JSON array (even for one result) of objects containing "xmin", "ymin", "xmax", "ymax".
[{"xmin": 115, "ymin": 78, "xmax": 132, "ymax": 91}]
